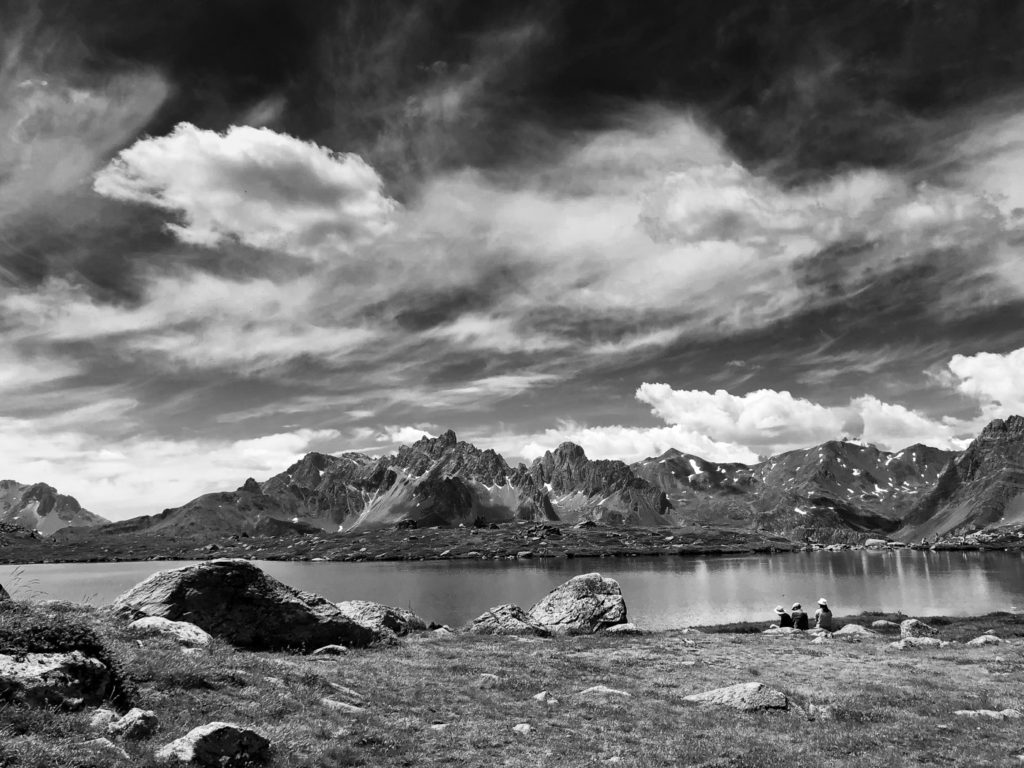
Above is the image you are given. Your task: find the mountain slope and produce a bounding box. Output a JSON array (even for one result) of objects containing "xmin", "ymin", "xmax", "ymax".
[
  {"xmin": 632, "ymin": 440, "xmax": 955, "ymax": 541},
  {"xmin": 0, "ymin": 480, "xmax": 108, "ymax": 536},
  {"xmin": 896, "ymin": 416, "xmax": 1024, "ymax": 541}
]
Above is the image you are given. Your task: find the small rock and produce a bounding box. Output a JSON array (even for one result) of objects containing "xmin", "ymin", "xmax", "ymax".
[
  {"xmin": 429, "ymin": 723, "xmax": 449, "ymax": 731},
  {"xmin": 762, "ymin": 627, "xmax": 801, "ymax": 636},
  {"xmin": 466, "ymin": 604, "xmax": 550, "ymax": 637},
  {"xmin": 475, "ymin": 673, "xmax": 501, "ymax": 690},
  {"xmin": 311, "ymin": 645, "xmax": 348, "ymax": 656},
  {"xmin": 953, "ymin": 709, "xmax": 1022, "ymax": 720},
  {"xmin": 889, "ymin": 637, "xmax": 944, "ymax": 650},
  {"xmin": 900, "ymin": 618, "xmax": 938, "ymax": 639},
  {"xmin": 811, "ymin": 635, "xmax": 831, "ymax": 645},
  {"xmin": 80, "ymin": 737, "xmax": 130, "ymax": 760},
  {"xmin": 683, "ymin": 682, "xmax": 789, "ymax": 712},
  {"xmin": 516, "ymin": 551, "xmax": 534, "ymax": 559},
  {"xmin": 604, "ymin": 623, "xmax": 641, "ymax": 635},
  {"xmin": 335, "ymin": 600, "xmax": 428, "ymax": 636},
  {"xmin": 806, "ymin": 703, "xmax": 835, "ymax": 721},
  {"xmin": 321, "ymin": 698, "xmax": 364, "ymax": 714},
  {"xmin": 578, "ymin": 685, "xmax": 631, "ymax": 700},
  {"xmin": 432, "ymin": 627, "xmax": 454, "ymax": 637},
  {"xmin": 0, "ymin": 651, "xmax": 113, "ymax": 709},
  {"xmin": 512, "ymin": 723, "xmax": 532, "ymax": 735},
  {"xmin": 532, "ymin": 690, "xmax": 559, "ymax": 705},
  {"xmin": 154, "ymin": 722, "xmax": 270, "ymax": 766},
  {"xmin": 966, "ymin": 635, "xmax": 1002, "ymax": 646},
  {"xmin": 871, "ymin": 620, "xmax": 900, "ymax": 631},
  {"xmin": 832, "ymin": 624, "xmax": 875, "ymax": 637},
  {"xmin": 127, "ymin": 617, "xmax": 213, "ymax": 647},
  {"xmin": 108, "ymin": 708, "xmax": 158, "ymax": 740},
  {"xmin": 90, "ymin": 708, "xmax": 119, "ymax": 731}
]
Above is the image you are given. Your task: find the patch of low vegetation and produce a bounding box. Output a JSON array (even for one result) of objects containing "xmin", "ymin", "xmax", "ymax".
[{"xmin": 1, "ymin": 601, "xmax": 1023, "ymax": 766}]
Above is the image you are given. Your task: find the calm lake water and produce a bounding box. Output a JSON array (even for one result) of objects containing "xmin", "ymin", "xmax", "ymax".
[{"xmin": 4, "ymin": 551, "xmax": 1024, "ymax": 629}]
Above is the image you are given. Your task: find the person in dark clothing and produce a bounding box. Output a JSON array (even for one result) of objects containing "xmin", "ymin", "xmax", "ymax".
[
  {"xmin": 790, "ymin": 602, "xmax": 809, "ymax": 630},
  {"xmin": 773, "ymin": 605, "xmax": 793, "ymax": 628}
]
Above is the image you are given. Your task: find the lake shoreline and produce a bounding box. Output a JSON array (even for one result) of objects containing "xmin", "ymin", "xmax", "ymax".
[{"xmin": 4, "ymin": 520, "xmax": 1023, "ymax": 566}]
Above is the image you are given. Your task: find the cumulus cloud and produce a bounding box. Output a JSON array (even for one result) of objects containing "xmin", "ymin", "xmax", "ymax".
[
  {"xmin": 634, "ymin": 383, "xmax": 971, "ymax": 456},
  {"xmin": 377, "ymin": 425, "xmax": 435, "ymax": 444},
  {"xmin": 94, "ymin": 123, "xmax": 398, "ymax": 259},
  {"xmin": 946, "ymin": 346, "xmax": 1024, "ymax": 415}
]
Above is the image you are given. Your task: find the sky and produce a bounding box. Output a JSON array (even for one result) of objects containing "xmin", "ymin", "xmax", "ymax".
[{"xmin": 2, "ymin": 0, "xmax": 1024, "ymax": 520}]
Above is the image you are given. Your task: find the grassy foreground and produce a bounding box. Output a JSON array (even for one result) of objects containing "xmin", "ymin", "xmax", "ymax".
[{"xmin": 2, "ymin": 604, "xmax": 1024, "ymax": 767}]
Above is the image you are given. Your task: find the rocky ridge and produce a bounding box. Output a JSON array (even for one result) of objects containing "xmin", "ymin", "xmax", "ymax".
[{"xmin": 0, "ymin": 480, "xmax": 107, "ymax": 536}]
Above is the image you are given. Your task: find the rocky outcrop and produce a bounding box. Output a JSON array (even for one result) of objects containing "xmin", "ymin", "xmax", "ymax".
[
  {"xmin": 683, "ymin": 682, "xmax": 791, "ymax": 712},
  {"xmin": 0, "ymin": 651, "xmax": 113, "ymax": 709},
  {"xmin": 466, "ymin": 604, "xmax": 550, "ymax": 636},
  {"xmin": 900, "ymin": 619, "xmax": 937, "ymax": 638},
  {"xmin": 127, "ymin": 617, "xmax": 213, "ymax": 647},
  {"xmin": 155, "ymin": 722, "xmax": 270, "ymax": 766},
  {"xmin": 335, "ymin": 600, "xmax": 428, "ymax": 636},
  {"xmin": 111, "ymin": 560, "xmax": 380, "ymax": 650},
  {"xmin": 0, "ymin": 479, "xmax": 107, "ymax": 536},
  {"xmin": 526, "ymin": 573, "xmax": 628, "ymax": 634},
  {"xmin": 897, "ymin": 416, "xmax": 1024, "ymax": 540}
]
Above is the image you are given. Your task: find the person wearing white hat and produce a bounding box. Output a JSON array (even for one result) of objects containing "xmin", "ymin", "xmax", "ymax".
[
  {"xmin": 772, "ymin": 605, "xmax": 793, "ymax": 629},
  {"xmin": 814, "ymin": 598, "xmax": 833, "ymax": 631},
  {"xmin": 790, "ymin": 602, "xmax": 809, "ymax": 630}
]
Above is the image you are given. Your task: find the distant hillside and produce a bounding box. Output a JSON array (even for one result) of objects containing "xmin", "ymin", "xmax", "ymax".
[
  {"xmin": 896, "ymin": 416, "xmax": 1024, "ymax": 541},
  {"xmin": 0, "ymin": 480, "xmax": 107, "ymax": 536}
]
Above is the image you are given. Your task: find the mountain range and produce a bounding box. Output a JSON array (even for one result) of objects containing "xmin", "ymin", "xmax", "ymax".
[{"xmin": 10, "ymin": 416, "xmax": 1024, "ymax": 544}]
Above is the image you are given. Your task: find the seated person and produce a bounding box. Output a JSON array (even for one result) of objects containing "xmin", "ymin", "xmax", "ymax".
[
  {"xmin": 814, "ymin": 598, "xmax": 833, "ymax": 631},
  {"xmin": 773, "ymin": 605, "xmax": 793, "ymax": 628},
  {"xmin": 790, "ymin": 602, "xmax": 809, "ymax": 630}
]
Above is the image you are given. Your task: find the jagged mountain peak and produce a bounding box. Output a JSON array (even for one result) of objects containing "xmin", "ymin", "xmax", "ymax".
[
  {"xmin": 0, "ymin": 480, "xmax": 107, "ymax": 536},
  {"xmin": 979, "ymin": 415, "xmax": 1024, "ymax": 438}
]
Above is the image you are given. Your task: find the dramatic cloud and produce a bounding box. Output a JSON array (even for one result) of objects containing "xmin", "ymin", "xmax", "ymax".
[{"xmin": 94, "ymin": 123, "xmax": 398, "ymax": 259}]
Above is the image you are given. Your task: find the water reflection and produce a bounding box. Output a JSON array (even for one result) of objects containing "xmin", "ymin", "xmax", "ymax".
[{"xmin": 3, "ymin": 551, "xmax": 1023, "ymax": 629}]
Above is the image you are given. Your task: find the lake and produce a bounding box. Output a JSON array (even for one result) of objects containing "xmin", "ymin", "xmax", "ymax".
[{"xmin": 3, "ymin": 550, "xmax": 1023, "ymax": 629}]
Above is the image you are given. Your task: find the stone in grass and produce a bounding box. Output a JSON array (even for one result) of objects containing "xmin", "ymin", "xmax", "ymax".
[
  {"xmin": 475, "ymin": 673, "xmax": 501, "ymax": 689},
  {"xmin": 533, "ymin": 690, "xmax": 559, "ymax": 705},
  {"xmin": 80, "ymin": 737, "xmax": 130, "ymax": 761},
  {"xmin": 108, "ymin": 708, "xmax": 159, "ymax": 740},
  {"xmin": 900, "ymin": 619, "xmax": 938, "ymax": 639},
  {"xmin": 889, "ymin": 637, "xmax": 945, "ymax": 650},
  {"xmin": 871, "ymin": 620, "xmax": 900, "ymax": 631},
  {"xmin": 320, "ymin": 698, "xmax": 365, "ymax": 714},
  {"xmin": 466, "ymin": 604, "xmax": 550, "ymax": 637},
  {"xmin": 512, "ymin": 723, "xmax": 532, "ymax": 735},
  {"xmin": 762, "ymin": 627, "xmax": 801, "ymax": 636},
  {"xmin": 90, "ymin": 708, "xmax": 119, "ymax": 731},
  {"xmin": 831, "ymin": 624, "xmax": 875, "ymax": 637},
  {"xmin": 604, "ymin": 623, "xmax": 641, "ymax": 635},
  {"xmin": 155, "ymin": 722, "xmax": 270, "ymax": 766},
  {"xmin": 311, "ymin": 645, "xmax": 348, "ymax": 656},
  {"xmin": 578, "ymin": 685, "xmax": 632, "ymax": 701},
  {"xmin": 966, "ymin": 635, "xmax": 1002, "ymax": 646},
  {"xmin": 0, "ymin": 651, "xmax": 113, "ymax": 709},
  {"xmin": 683, "ymin": 682, "xmax": 790, "ymax": 712},
  {"xmin": 953, "ymin": 709, "xmax": 1022, "ymax": 720},
  {"xmin": 127, "ymin": 617, "xmax": 213, "ymax": 647}
]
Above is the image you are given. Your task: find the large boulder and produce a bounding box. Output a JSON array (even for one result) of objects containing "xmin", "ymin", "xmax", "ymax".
[
  {"xmin": 155, "ymin": 722, "xmax": 270, "ymax": 766},
  {"xmin": 112, "ymin": 559, "xmax": 380, "ymax": 650},
  {"xmin": 831, "ymin": 624, "xmax": 876, "ymax": 638},
  {"xmin": 0, "ymin": 651, "xmax": 113, "ymax": 709},
  {"xmin": 900, "ymin": 619, "xmax": 938, "ymax": 639},
  {"xmin": 0, "ymin": 583, "xmax": 9, "ymax": 602},
  {"xmin": 526, "ymin": 573, "xmax": 627, "ymax": 634},
  {"xmin": 335, "ymin": 600, "xmax": 427, "ymax": 636},
  {"xmin": 683, "ymin": 682, "xmax": 790, "ymax": 712},
  {"xmin": 466, "ymin": 604, "xmax": 550, "ymax": 636}
]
